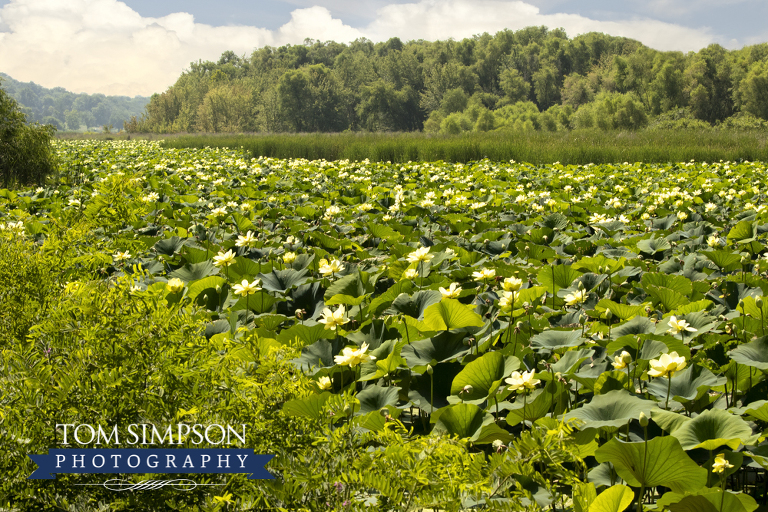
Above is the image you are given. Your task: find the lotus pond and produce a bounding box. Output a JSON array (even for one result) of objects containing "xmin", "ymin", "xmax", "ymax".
[{"xmin": 2, "ymin": 139, "xmax": 768, "ymax": 511}]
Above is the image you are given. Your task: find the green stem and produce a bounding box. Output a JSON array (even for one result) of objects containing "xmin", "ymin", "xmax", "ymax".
[{"xmin": 666, "ymin": 375, "xmax": 672, "ymax": 411}]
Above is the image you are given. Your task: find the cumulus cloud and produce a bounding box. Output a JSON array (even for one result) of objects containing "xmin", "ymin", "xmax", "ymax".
[
  {"xmin": 0, "ymin": 0, "xmax": 722, "ymax": 97},
  {"xmin": 0, "ymin": 0, "xmax": 361, "ymax": 96}
]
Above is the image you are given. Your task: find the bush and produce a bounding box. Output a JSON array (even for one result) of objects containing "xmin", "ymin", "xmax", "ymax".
[{"xmin": 0, "ymin": 80, "xmax": 57, "ymax": 187}]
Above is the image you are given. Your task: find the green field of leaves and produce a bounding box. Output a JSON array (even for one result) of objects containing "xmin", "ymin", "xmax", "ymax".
[{"xmin": 2, "ymin": 140, "xmax": 768, "ymax": 511}]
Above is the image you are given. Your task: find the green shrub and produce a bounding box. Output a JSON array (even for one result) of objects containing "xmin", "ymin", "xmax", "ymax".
[{"xmin": 0, "ymin": 80, "xmax": 58, "ymax": 187}]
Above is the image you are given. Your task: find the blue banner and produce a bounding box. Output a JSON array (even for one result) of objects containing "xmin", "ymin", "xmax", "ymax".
[{"xmin": 28, "ymin": 449, "xmax": 274, "ymax": 480}]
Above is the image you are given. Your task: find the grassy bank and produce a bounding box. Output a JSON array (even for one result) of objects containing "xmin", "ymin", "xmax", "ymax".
[{"xmin": 157, "ymin": 129, "xmax": 768, "ymax": 164}]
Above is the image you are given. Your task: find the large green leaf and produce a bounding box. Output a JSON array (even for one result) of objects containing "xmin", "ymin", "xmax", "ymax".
[
  {"xmin": 530, "ymin": 329, "xmax": 585, "ymax": 351},
  {"xmin": 355, "ymin": 385, "xmax": 401, "ymax": 416},
  {"xmin": 384, "ymin": 290, "xmax": 442, "ymax": 320},
  {"xmin": 637, "ymin": 235, "xmax": 671, "ymax": 254},
  {"xmin": 565, "ymin": 390, "xmax": 657, "ymax": 431},
  {"xmin": 259, "ymin": 268, "xmax": 309, "ymax": 293},
  {"xmin": 702, "ymin": 250, "xmax": 743, "ymax": 272},
  {"xmin": 422, "ymin": 299, "xmax": 485, "ymax": 331},
  {"xmin": 641, "ymin": 272, "xmax": 693, "ymax": 297},
  {"xmin": 283, "ymin": 392, "xmax": 333, "ymax": 420},
  {"xmin": 646, "ymin": 365, "xmax": 725, "ymax": 403},
  {"xmin": 657, "ymin": 487, "xmax": 759, "ymax": 512},
  {"xmin": 450, "ymin": 352, "xmax": 520, "ymax": 400},
  {"xmin": 729, "ymin": 336, "xmax": 768, "ymax": 370},
  {"xmin": 168, "ymin": 260, "xmax": 217, "ymax": 281},
  {"xmin": 431, "ymin": 403, "xmax": 491, "ymax": 440},
  {"xmin": 595, "ymin": 436, "xmax": 707, "ymax": 494},
  {"xmin": 537, "ymin": 264, "xmax": 583, "ymax": 294},
  {"xmin": 401, "ymin": 331, "xmax": 471, "ymax": 370},
  {"xmin": 186, "ymin": 276, "xmax": 227, "ymax": 302},
  {"xmin": 727, "ymin": 220, "xmax": 757, "ymax": 244},
  {"xmin": 671, "ymin": 408, "xmax": 754, "ymax": 451},
  {"xmin": 645, "ymin": 285, "xmax": 690, "ymax": 311},
  {"xmin": 588, "ymin": 485, "xmax": 634, "ymax": 512},
  {"xmin": 594, "ymin": 300, "xmax": 647, "ymax": 321}
]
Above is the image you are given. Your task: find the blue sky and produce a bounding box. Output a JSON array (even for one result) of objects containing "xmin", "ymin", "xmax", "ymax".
[{"xmin": 0, "ymin": 0, "xmax": 765, "ymax": 96}]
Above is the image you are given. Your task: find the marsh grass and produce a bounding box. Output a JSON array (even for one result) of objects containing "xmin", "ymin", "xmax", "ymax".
[{"xmin": 158, "ymin": 129, "xmax": 768, "ymax": 164}]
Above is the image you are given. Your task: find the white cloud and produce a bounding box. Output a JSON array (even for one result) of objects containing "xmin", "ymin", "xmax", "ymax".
[
  {"xmin": 0, "ymin": 0, "xmax": 361, "ymax": 96},
  {"xmin": 0, "ymin": 0, "xmax": 722, "ymax": 97},
  {"xmin": 365, "ymin": 0, "xmax": 717, "ymax": 52}
]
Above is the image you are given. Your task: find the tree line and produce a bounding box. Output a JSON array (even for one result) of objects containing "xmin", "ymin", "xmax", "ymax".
[
  {"xmin": 0, "ymin": 73, "xmax": 149, "ymax": 132},
  {"xmin": 125, "ymin": 27, "xmax": 768, "ymax": 134}
]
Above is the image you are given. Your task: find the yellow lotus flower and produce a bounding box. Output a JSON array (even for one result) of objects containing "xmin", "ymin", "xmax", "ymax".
[
  {"xmin": 166, "ymin": 277, "xmax": 185, "ymax": 293},
  {"xmin": 564, "ymin": 289, "xmax": 587, "ymax": 306},
  {"xmin": 233, "ymin": 279, "xmax": 261, "ymax": 296},
  {"xmin": 403, "ymin": 268, "xmax": 419, "ymax": 280},
  {"xmin": 235, "ymin": 230, "xmax": 257, "ymax": 247},
  {"xmin": 334, "ymin": 342, "xmax": 376, "ymax": 367},
  {"xmin": 113, "ymin": 250, "xmax": 131, "ymax": 262},
  {"xmin": 439, "ymin": 282, "xmax": 462, "ymax": 299},
  {"xmin": 498, "ymin": 291, "xmax": 517, "ymax": 309},
  {"xmin": 667, "ymin": 315, "xmax": 697, "ymax": 335},
  {"xmin": 712, "ymin": 453, "xmax": 734, "ymax": 474},
  {"xmin": 406, "ymin": 247, "xmax": 433, "ymax": 263},
  {"xmin": 472, "ymin": 268, "xmax": 496, "ymax": 281},
  {"xmin": 612, "ymin": 350, "xmax": 632, "ymax": 370},
  {"xmin": 648, "ymin": 351, "xmax": 687, "ymax": 378},
  {"xmin": 317, "ymin": 376, "xmax": 333, "ymax": 390},
  {"xmin": 318, "ymin": 258, "xmax": 345, "ymax": 276},
  {"xmin": 505, "ymin": 370, "xmax": 540, "ymax": 392},
  {"xmin": 213, "ymin": 249, "xmax": 236, "ymax": 267},
  {"xmin": 319, "ymin": 305, "xmax": 349, "ymax": 331},
  {"xmin": 502, "ymin": 277, "xmax": 523, "ymax": 292},
  {"xmin": 283, "ymin": 252, "xmax": 297, "ymax": 264}
]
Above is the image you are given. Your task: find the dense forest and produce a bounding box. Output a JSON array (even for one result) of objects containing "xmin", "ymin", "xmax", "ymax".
[
  {"xmin": 127, "ymin": 27, "xmax": 768, "ymax": 134},
  {"xmin": 0, "ymin": 73, "xmax": 149, "ymax": 132}
]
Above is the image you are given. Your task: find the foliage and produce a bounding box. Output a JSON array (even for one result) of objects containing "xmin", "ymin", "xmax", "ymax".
[
  {"xmin": 0, "ymin": 81, "xmax": 58, "ymax": 187},
  {"xmin": 3, "ymin": 140, "xmax": 768, "ymax": 510},
  {"xmin": 125, "ymin": 30, "xmax": 768, "ymax": 134},
  {"xmin": 162, "ymin": 129, "xmax": 768, "ymax": 165}
]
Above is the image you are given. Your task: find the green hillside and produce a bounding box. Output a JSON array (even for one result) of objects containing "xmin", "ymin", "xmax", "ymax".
[{"xmin": 0, "ymin": 73, "xmax": 149, "ymax": 132}]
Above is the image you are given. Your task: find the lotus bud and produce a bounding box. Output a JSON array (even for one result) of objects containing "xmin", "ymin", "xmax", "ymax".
[
  {"xmin": 516, "ymin": 321, "xmax": 523, "ymax": 330},
  {"xmin": 426, "ymin": 364, "xmax": 433, "ymax": 376},
  {"xmin": 462, "ymin": 385, "xmax": 473, "ymax": 395},
  {"xmin": 578, "ymin": 281, "xmax": 585, "ymax": 291},
  {"xmin": 343, "ymin": 404, "xmax": 351, "ymax": 416},
  {"xmin": 739, "ymin": 299, "xmax": 745, "ymax": 310},
  {"xmin": 639, "ymin": 412, "xmax": 649, "ymax": 427},
  {"xmin": 295, "ymin": 309, "xmax": 304, "ymax": 319},
  {"xmin": 579, "ymin": 314, "xmax": 586, "ymax": 325},
  {"xmin": 757, "ymin": 297, "xmax": 764, "ymax": 309},
  {"xmin": 598, "ymin": 265, "xmax": 604, "ymax": 274},
  {"xmin": 379, "ymin": 407, "xmax": 389, "ymax": 417},
  {"xmin": 605, "ymin": 309, "xmax": 613, "ymax": 321},
  {"xmin": 741, "ymin": 256, "xmax": 748, "ymax": 264}
]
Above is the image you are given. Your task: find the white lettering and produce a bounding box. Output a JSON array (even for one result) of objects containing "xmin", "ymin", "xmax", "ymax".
[
  {"xmin": 96, "ymin": 425, "xmax": 119, "ymax": 445},
  {"xmin": 205, "ymin": 424, "xmax": 226, "ymax": 445},
  {"xmin": 191, "ymin": 424, "xmax": 205, "ymax": 445},
  {"xmin": 55, "ymin": 454, "xmax": 65, "ymax": 468},
  {"xmin": 236, "ymin": 454, "xmax": 248, "ymax": 468},
  {"xmin": 127, "ymin": 455, "xmax": 140, "ymax": 468},
  {"xmin": 72, "ymin": 454, "xmax": 85, "ymax": 468},
  {"xmin": 147, "ymin": 454, "xmax": 158, "ymax": 469},
  {"xmin": 217, "ymin": 454, "xmax": 230, "ymax": 468},
  {"xmin": 57, "ymin": 424, "xmax": 75, "ymax": 445},
  {"xmin": 227, "ymin": 425, "xmax": 246, "ymax": 445},
  {"xmin": 201, "ymin": 454, "xmax": 210, "ymax": 468},
  {"xmin": 92, "ymin": 454, "xmax": 105, "ymax": 468},
  {"xmin": 166, "ymin": 454, "xmax": 176, "ymax": 468},
  {"xmin": 126, "ymin": 424, "xmax": 140, "ymax": 445},
  {"xmin": 73, "ymin": 424, "xmax": 95, "ymax": 445},
  {"xmin": 110, "ymin": 454, "xmax": 122, "ymax": 467}
]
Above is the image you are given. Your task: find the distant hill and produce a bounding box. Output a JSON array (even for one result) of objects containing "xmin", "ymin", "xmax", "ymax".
[{"xmin": 0, "ymin": 73, "xmax": 150, "ymax": 131}]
